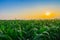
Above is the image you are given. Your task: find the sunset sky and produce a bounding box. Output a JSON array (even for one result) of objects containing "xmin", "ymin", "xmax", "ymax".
[{"xmin": 0, "ymin": 0, "xmax": 60, "ymax": 20}]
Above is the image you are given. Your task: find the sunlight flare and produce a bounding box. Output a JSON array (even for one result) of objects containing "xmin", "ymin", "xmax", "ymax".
[{"xmin": 45, "ymin": 11, "xmax": 51, "ymax": 16}]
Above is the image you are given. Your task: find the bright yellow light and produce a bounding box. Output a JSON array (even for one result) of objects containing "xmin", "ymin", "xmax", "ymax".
[
  {"xmin": 40, "ymin": 11, "xmax": 56, "ymax": 19},
  {"xmin": 45, "ymin": 11, "xmax": 50, "ymax": 16}
]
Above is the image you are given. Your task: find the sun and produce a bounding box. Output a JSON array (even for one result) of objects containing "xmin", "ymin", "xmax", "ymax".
[
  {"xmin": 45, "ymin": 11, "xmax": 51, "ymax": 16},
  {"xmin": 40, "ymin": 11, "xmax": 56, "ymax": 19}
]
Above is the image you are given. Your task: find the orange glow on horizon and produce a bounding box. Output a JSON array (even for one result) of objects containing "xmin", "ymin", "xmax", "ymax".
[
  {"xmin": 15, "ymin": 12, "xmax": 60, "ymax": 20},
  {"xmin": 40, "ymin": 13, "xmax": 59, "ymax": 19},
  {"xmin": 24, "ymin": 13, "xmax": 60, "ymax": 19}
]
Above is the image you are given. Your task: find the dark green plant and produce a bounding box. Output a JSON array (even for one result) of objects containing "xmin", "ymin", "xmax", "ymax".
[{"xmin": 0, "ymin": 20, "xmax": 60, "ymax": 40}]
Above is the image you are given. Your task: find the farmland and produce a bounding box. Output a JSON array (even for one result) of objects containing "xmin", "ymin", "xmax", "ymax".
[{"xmin": 0, "ymin": 20, "xmax": 60, "ymax": 40}]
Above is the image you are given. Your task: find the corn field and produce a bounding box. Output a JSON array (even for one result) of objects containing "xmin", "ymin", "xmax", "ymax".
[{"xmin": 0, "ymin": 20, "xmax": 60, "ymax": 40}]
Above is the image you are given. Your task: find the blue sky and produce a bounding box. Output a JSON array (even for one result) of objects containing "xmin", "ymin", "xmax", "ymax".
[{"xmin": 0, "ymin": 0, "xmax": 60, "ymax": 19}]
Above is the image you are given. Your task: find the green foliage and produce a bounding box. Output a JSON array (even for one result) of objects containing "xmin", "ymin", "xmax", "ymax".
[{"xmin": 0, "ymin": 20, "xmax": 60, "ymax": 40}]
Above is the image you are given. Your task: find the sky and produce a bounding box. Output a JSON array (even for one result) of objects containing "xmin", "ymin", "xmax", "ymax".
[{"xmin": 0, "ymin": 0, "xmax": 60, "ymax": 20}]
